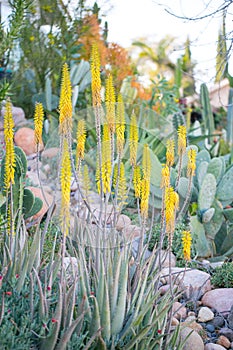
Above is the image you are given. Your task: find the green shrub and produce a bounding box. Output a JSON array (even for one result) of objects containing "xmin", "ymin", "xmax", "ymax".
[{"xmin": 211, "ymin": 262, "xmax": 233, "ymax": 288}]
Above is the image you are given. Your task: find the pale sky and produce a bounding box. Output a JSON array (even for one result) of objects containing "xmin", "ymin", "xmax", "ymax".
[{"xmin": 95, "ymin": 0, "xmax": 233, "ymax": 90}]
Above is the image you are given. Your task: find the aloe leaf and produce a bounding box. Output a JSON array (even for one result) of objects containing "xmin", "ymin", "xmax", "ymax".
[
  {"xmin": 55, "ymin": 311, "xmax": 85, "ymax": 350},
  {"xmin": 111, "ymin": 259, "xmax": 128, "ymax": 335},
  {"xmin": 41, "ymin": 283, "xmax": 63, "ymax": 350},
  {"xmin": 90, "ymin": 296, "xmax": 101, "ymax": 336},
  {"xmin": 110, "ymin": 251, "xmax": 121, "ymax": 318},
  {"xmin": 101, "ymin": 276, "xmax": 111, "ymax": 341}
]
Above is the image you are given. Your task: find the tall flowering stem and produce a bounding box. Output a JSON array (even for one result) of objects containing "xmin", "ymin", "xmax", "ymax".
[
  {"xmin": 165, "ymin": 186, "xmax": 179, "ymax": 244},
  {"xmin": 76, "ymin": 119, "xmax": 86, "ymax": 172},
  {"xmin": 3, "ymin": 100, "xmax": 15, "ymax": 238},
  {"xmin": 129, "ymin": 113, "xmax": 138, "ymax": 167},
  {"xmin": 101, "ymin": 124, "xmax": 112, "ymax": 194},
  {"xmin": 113, "ymin": 162, "xmax": 127, "ymax": 206},
  {"xmin": 91, "ymin": 44, "xmax": 103, "ymax": 200},
  {"xmin": 166, "ymin": 139, "xmax": 175, "ymax": 168},
  {"xmin": 4, "ymin": 100, "xmax": 15, "ymax": 190},
  {"xmin": 116, "ymin": 93, "xmax": 125, "ymax": 158},
  {"xmin": 59, "ymin": 63, "xmax": 72, "ymax": 138},
  {"xmin": 140, "ymin": 144, "xmax": 151, "ymax": 220},
  {"xmin": 182, "ymin": 231, "xmax": 192, "ymax": 261},
  {"xmin": 105, "ymin": 74, "xmax": 115, "ymax": 135},
  {"xmin": 60, "ymin": 139, "xmax": 71, "ymax": 236},
  {"xmin": 34, "ymin": 102, "xmax": 44, "ymax": 149},
  {"xmin": 175, "ymin": 125, "xmax": 187, "ymax": 189},
  {"xmin": 133, "ymin": 165, "xmax": 141, "ymax": 199},
  {"xmin": 178, "ymin": 148, "xmax": 197, "ymax": 220}
]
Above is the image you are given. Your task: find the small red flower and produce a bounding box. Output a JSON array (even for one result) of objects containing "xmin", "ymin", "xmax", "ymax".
[
  {"xmin": 51, "ymin": 318, "xmax": 57, "ymax": 323},
  {"xmin": 0, "ymin": 275, "xmax": 3, "ymax": 280},
  {"xmin": 90, "ymin": 291, "xmax": 95, "ymax": 296},
  {"xmin": 157, "ymin": 329, "xmax": 162, "ymax": 334},
  {"xmin": 5, "ymin": 291, "xmax": 12, "ymax": 296},
  {"xmin": 47, "ymin": 286, "xmax": 51, "ymax": 291},
  {"xmin": 15, "ymin": 274, "xmax": 19, "ymax": 278}
]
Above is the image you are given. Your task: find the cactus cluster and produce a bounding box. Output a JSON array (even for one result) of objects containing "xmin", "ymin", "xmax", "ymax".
[
  {"xmin": 0, "ymin": 146, "xmax": 43, "ymax": 220},
  {"xmin": 188, "ymin": 149, "xmax": 233, "ymax": 258}
]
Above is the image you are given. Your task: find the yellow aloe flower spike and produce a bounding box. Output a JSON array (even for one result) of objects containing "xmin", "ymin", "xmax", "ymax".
[
  {"xmin": 59, "ymin": 63, "xmax": 72, "ymax": 136},
  {"xmin": 133, "ymin": 165, "xmax": 141, "ymax": 198},
  {"xmin": 140, "ymin": 178, "xmax": 150, "ymax": 219},
  {"xmin": 76, "ymin": 119, "xmax": 86, "ymax": 167},
  {"xmin": 166, "ymin": 139, "xmax": 175, "ymax": 167},
  {"xmin": 187, "ymin": 148, "xmax": 197, "ymax": 178},
  {"xmin": 165, "ymin": 186, "xmax": 179, "ymax": 235},
  {"xmin": 161, "ymin": 164, "xmax": 170, "ymax": 189},
  {"xmin": 60, "ymin": 138, "xmax": 71, "ymax": 235},
  {"xmin": 105, "ymin": 73, "xmax": 115, "ymax": 134},
  {"xmin": 4, "ymin": 99, "xmax": 15, "ymax": 189},
  {"xmin": 129, "ymin": 112, "xmax": 138, "ymax": 167},
  {"xmin": 182, "ymin": 230, "xmax": 192, "ymax": 261},
  {"xmin": 91, "ymin": 44, "xmax": 101, "ymax": 108},
  {"xmin": 140, "ymin": 144, "xmax": 151, "ymax": 219},
  {"xmin": 34, "ymin": 102, "xmax": 44, "ymax": 146},
  {"xmin": 116, "ymin": 93, "xmax": 125, "ymax": 155},
  {"xmin": 101, "ymin": 123, "xmax": 111, "ymax": 193},
  {"xmin": 177, "ymin": 125, "xmax": 187, "ymax": 156}
]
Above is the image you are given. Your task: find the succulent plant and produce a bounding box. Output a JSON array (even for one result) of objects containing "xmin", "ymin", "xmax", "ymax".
[{"xmin": 188, "ymin": 149, "xmax": 233, "ymax": 258}]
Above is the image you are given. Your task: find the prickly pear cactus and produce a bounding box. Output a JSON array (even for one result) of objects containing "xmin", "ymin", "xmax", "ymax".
[
  {"xmin": 216, "ymin": 164, "xmax": 233, "ymax": 206},
  {"xmin": 207, "ymin": 157, "xmax": 224, "ymax": 184},
  {"xmin": 198, "ymin": 173, "xmax": 216, "ymax": 211},
  {"xmin": 0, "ymin": 146, "xmax": 43, "ymax": 220}
]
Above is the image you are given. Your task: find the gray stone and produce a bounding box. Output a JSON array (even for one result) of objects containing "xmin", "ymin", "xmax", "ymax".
[
  {"xmin": 212, "ymin": 316, "xmax": 225, "ymax": 328},
  {"xmin": 228, "ymin": 305, "xmax": 233, "ymax": 330}
]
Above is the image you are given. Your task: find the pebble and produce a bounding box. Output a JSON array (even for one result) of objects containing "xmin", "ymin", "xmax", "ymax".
[
  {"xmin": 217, "ymin": 335, "xmax": 231, "ymax": 348},
  {"xmin": 206, "ymin": 324, "xmax": 215, "ymax": 333},
  {"xmin": 212, "ymin": 316, "xmax": 225, "ymax": 328},
  {"xmin": 198, "ymin": 307, "xmax": 215, "ymax": 322},
  {"xmin": 219, "ymin": 328, "xmax": 233, "ymax": 342},
  {"xmin": 204, "ymin": 343, "xmax": 228, "ymax": 350}
]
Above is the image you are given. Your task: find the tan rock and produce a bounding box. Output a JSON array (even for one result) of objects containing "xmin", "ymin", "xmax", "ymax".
[
  {"xmin": 14, "ymin": 127, "xmax": 44, "ymax": 155},
  {"xmin": 202, "ymin": 289, "xmax": 233, "ymax": 313},
  {"xmin": 172, "ymin": 301, "xmax": 187, "ymax": 320},
  {"xmin": 116, "ymin": 214, "xmax": 131, "ymax": 231},
  {"xmin": 42, "ymin": 147, "xmax": 59, "ymax": 159},
  {"xmin": 123, "ymin": 224, "xmax": 141, "ymax": 239},
  {"xmin": 180, "ymin": 327, "xmax": 204, "ymax": 350},
  {"xmin": 198, "ymin": 307, "xmax": 215, "ymax": 322},
  {"xmin": 27, "ymin": 186, "xmax": 54, "ymax": 220},
  {"xmin": 161, "ymin": 267, "xmax": 211, "ymax": 299},
  {"xmin": 182, "ymin": 319, "xmax": 204, "ymax": 336},
  {"xmin": 217, "ymin": 335, "xmax": 231, "ymax": 349},
  {"xmin": 172, "ymin": 317, "xmax": 179, "ymax": 326}
]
